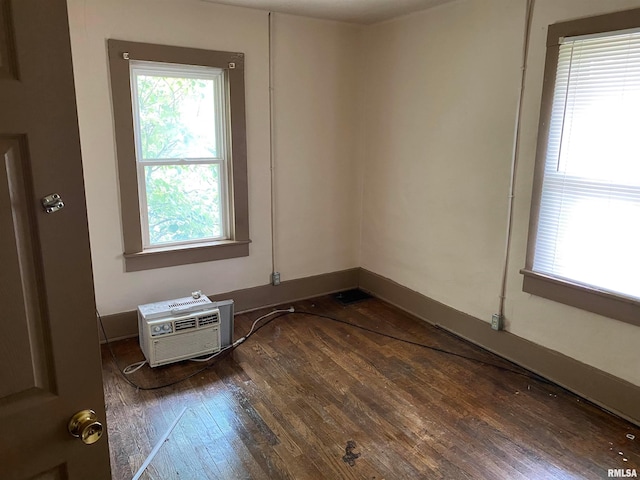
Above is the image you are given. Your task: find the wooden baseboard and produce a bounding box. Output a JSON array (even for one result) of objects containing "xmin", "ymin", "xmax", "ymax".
[
  {"xmin": 97, "ymin": 310, "xmax": 137, "ymax": 342},
  {"xmin": 358, "ymin": 268, "xmax": 640, "ymax": 426},
  {"xmin": 98, "ymin": 267, "xmax": 360, "ymax": 342}
]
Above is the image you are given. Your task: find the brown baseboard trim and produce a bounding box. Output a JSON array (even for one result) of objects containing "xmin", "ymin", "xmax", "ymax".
[
  {"xmin": 358, "ymin": 268, "xmax": 640, "ymax": 427},
  {"xmin": 98, "ymin": 267, "xmax": 360, "ymax": 342},
  {"xmin": 98, "ymin": 310, "xmax": 137, "ymax": 343}
]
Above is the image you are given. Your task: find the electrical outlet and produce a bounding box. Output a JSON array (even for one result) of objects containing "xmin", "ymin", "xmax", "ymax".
[
  {"xmin": 271, "ymin": 272, "xmax": 281, "ymax": 286},
  {"xmin": 491, "ymin": 313, "xmax": 504, "ymax": 331}
]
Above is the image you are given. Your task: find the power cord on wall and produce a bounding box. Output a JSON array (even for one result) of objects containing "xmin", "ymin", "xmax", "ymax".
[{"xmin": 98, "ymin": 307, "xmax": 552, "ymax": 391}]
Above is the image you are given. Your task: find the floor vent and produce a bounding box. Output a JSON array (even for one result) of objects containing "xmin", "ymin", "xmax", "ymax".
[{"xmin": 333, "ymin": 289, "xmax": 372, "ymax": 305}]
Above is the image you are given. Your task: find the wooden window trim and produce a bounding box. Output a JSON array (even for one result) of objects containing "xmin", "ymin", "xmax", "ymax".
[
  {"xmin": 523, "ymin": 8, "xmax": 640, "ymax": 327},
  {"xmin": 107, "ymin": 39, "xmax": 250, "ymax": 271},
  {"xmin": 521, "ymin": 270, "xmax": 640, "ymax": 328}
]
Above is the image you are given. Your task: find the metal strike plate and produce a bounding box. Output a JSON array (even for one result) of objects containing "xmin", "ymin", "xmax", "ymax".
[{"xmin": 41, "ymin": 193, "xmax": 64, "ymax": 214}]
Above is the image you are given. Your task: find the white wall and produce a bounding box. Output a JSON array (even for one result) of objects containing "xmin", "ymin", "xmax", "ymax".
[
  {"xmin": 361, "ymin": 0, "xmax": 523, "ymax": 322},
  {"xmin": 68, "ymin": 0, "xmax": 640, "ymax": 386},
  {"xmin": 360, "ymin": 0, "xmax": 640, "ymax": 387},
  {"xmin": 67, "ymin": 0, "xmax": 362, "ymax": 315},
  {"xmin": 271, "ymin": 14, "xmax": 362, "ymax": 279}
]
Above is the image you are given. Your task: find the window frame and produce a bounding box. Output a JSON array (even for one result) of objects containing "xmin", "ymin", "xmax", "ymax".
[
  {"xmin": 108, "ymin": 40, "xmax": 250, "ymax": 272},
  {"xmin": 522, "ymin": 8, "xmax": 640, "ymax": 328}
]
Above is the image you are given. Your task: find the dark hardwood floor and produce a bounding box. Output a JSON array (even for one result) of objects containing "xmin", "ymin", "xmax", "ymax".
[{"xmin": 101, "ymin": 295, "xmax": 640, "ymax": 479}]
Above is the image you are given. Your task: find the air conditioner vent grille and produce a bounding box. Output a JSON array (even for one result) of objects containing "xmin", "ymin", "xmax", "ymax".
[
  {"xmin": 174, "ymin": 318, "xmax": 197, "ymax": 331},
  {"xmin": 198, "ymin": 313, "xmax": 219, "ymax": 327},
  {"xmin": 168, "ymin": 298, "xmax": 208, "ymax": 309}
]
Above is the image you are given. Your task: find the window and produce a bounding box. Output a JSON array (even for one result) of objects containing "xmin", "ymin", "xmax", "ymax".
[
  {"xmin": 523, "ymin": 8, "xmax": 640, "ymax": 327},
  {"xmin": 108, "ymin": 40, "xmax": 250, "ymax": 271},
  {"xmin": 131, "ymin": 62, "xmax": 229, "ymax": 248}
]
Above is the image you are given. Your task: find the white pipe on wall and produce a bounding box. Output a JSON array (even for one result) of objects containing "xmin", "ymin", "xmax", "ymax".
[
  {"xmin": 268, "ymin": 11, "xmax": 278, "ymax": 281},
  {"xmin": 498, "ymin": 0, "xmax": 535, "ymax": 320}
]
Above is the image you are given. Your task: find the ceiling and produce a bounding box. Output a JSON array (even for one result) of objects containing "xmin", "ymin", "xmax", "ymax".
[{"xmin": 200, "ymin": 0, "xmax": 456, "ymax": 25}]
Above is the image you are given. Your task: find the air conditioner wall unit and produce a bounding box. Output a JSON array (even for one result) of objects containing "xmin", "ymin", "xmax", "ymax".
[{"xmin": 137, "ymin": 294, "xmax": 234, "ymax": 367}]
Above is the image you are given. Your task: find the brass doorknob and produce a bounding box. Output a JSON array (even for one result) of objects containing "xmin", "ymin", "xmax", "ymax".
[{"xmin": 68, "ymin": 409, "xmax": 103, "ymax": 445}]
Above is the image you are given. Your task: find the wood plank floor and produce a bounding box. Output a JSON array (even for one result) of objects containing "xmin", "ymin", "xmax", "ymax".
[{"xmin": 101, "ymin": 295, "xmax": 640, "ymax": 479}]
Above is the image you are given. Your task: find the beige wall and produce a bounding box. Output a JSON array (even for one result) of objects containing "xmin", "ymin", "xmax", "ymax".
[
  {"xmin": 68, "ymin": 0, "xmax": 640, "ymax": 386},
  {"xmin": 361, "ymin": 0, "xmax": 523, "ymax": 322},
  {"xmin": 360, "ymin": 0, "xmax": 640, "ymax": 386},
  {"xmin": 67, "ymin": 0, "xmax": 362, "ymax": 315},
  {"xmin": 271, "ymin": 14, "xmax": 362, "ymax": 279}
]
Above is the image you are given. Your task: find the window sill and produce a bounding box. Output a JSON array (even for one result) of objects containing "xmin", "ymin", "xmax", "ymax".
[
  {"xmin": 124, "ymin": 239, "xmax": 250, "ymax": 272},
  {"xmin": 521, "ymin": 269, "xmax": 640, "ymax": 328}
]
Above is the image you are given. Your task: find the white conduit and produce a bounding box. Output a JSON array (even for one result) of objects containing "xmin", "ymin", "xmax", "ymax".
[
  {"xmin": 268, "ymin": 11, "xmax": 278, "ymax": 279},
  {"xmin": 131, "ymin": 406, "xmax": 188, "ymax": 480},
  {"xmin": 498, "ymin": 0, "xmax": 535, "ymax": 319}
]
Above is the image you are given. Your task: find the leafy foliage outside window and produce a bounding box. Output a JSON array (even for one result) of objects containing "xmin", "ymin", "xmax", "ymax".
[
  {"xmin": 137, "ymin": 75, "xmax": 218, "ymax": 159},
  {"xmin": 145, "ymin": 164, "xmax": 221, "ymax": 245},
  {"xmin": 133, "ymin": 69, "xmax": 225, "ymax": 246}
]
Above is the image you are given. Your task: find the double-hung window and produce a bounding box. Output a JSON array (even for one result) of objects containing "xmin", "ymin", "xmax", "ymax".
[
  {"xmin": 108, "ymin": 40, "xmax": 250, "ymax": 271},
  {"xmin": 131, "ymin": 62, "xmax": 229, "ymax": 247},
  {"xmin": 523, "ymin": 9, "xmax": 640, "ymax": 327}
]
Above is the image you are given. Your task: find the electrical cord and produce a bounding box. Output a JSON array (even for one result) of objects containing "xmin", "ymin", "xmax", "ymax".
[
  {"xmin": 290, "ymin": 311, "xmax": 553, "ymax": 385},
  {"xmin": 123, "ymin": 360, "xmax": 147, "ymax": 374},
  {"xmin": 245, "ymin": 307, "xmax": 295, "ymax": 339},
  {"xmin": 98, "ymin": 306, "xmax": 551, "ymax": 391},
  {"xmin": 188, "ymin": 308, "xmax": 294, "ymax": 362}
]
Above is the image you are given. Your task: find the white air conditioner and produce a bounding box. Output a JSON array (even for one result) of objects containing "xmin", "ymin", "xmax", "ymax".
[{"xmin": 137, "ymin": 293, "xmax": 234, "ymax": 367}]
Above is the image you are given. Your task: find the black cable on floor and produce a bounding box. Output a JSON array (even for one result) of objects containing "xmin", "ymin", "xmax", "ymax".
[{"xmin": 258, "ymin": 310, "xmax": 553, "ymax": 385}]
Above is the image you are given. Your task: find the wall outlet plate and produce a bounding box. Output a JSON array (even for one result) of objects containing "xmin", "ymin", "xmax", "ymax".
[
  {"xmin": 271, "ymin": 272, "xmax": 281, "ymax": 286},
  {"xmin": 491, "ymin": 313, "xmax": 504, "ymax": 331}
]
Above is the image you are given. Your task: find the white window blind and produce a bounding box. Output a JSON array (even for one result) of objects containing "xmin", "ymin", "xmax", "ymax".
[{"xmin": 533, "ymin": 30, "xmax": 640, "ymax": 300}]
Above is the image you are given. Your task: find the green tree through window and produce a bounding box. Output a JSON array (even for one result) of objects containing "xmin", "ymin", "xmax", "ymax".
[
  {"xmin": 144, "ymin": 164, "xmax": 221, "ymax": 244},
  {"xmin": 134, "ymin": 68, "xmax": 225, "ymax": 246}
]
